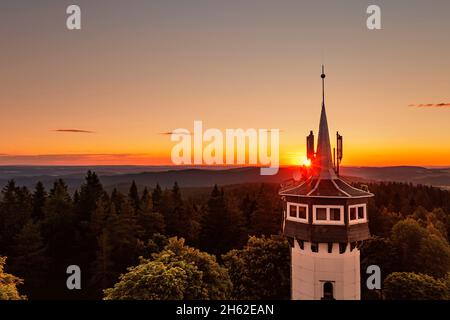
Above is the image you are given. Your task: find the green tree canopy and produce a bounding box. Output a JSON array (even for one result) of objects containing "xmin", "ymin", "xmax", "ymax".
[
  {"xmin": 104, "ymin": 237, "xmax": 232, "ymax": 300},
  {"xmin": 391, "ymin": 218, "xmax": 450, "ymax": 278},
  {"xmin": 222, "ymin": 235, "xmax": 290, "ymax": 300},
  {"xmin": 384, "ymin": 272, "xmax": 448, "ymax": 300}
]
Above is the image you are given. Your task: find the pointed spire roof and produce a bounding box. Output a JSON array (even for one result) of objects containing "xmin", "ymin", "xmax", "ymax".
[
  {"xmin": 314, "ymin": 66, "xmax": 336, "ymax": 179},
  {"xmin": 279, "ymin": 65, "xmax": 374, "ymax": 199}
]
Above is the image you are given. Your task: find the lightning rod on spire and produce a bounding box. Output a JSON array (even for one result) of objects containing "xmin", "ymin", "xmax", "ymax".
[{"xmin": 321, "ymin": 65, "xmax": 326, "ymax": 107}]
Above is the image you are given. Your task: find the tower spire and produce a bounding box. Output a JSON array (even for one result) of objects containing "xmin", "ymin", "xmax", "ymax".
[
  {"xmin": 315, "ymin": 65, "xmax": 337, "ymax": 179},
  {"xmin": 321, "ymin": 65, "xmax": 325, "ymax": 107}
]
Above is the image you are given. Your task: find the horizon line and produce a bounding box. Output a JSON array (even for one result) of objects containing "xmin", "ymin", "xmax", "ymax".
[{"xmin": 0, "ymin": 164, "xmax": 449, "ymax": 169}]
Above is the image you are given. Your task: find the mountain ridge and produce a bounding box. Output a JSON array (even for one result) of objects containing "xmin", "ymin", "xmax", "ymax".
[{"xmin": 1, "ymin": 165, "xmax": 450, "ymax": 191}]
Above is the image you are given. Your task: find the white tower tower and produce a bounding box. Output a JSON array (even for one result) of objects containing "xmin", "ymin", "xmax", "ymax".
[{"xmin": 279, "ymin": 66, "xmax": 373, "ymax": 300}]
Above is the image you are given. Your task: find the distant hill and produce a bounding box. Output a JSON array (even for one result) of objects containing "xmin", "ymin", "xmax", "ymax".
[
  {"xmin": 0, "ymin": 165, "xmax": 449, "ymax": 191},
  {"xmin": 0, "ymin": 166, "xmax": 291, "ymax": 192},
  {"xmin": 339, "ymin": 166, "xmax": 450, "ymax": 188}
]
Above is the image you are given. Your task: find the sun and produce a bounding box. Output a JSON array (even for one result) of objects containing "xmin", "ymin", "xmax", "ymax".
[
  {"xmin": 301, "ymin": 157, "xmax": 312, "ymax": 167},
  {"xmin": 286, "ymin": 153, "xmax": 312, "ymax": 167}
]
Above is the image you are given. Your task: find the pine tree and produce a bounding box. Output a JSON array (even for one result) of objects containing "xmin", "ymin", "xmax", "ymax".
[
  {"xmin": 250, "ymin": 184, "xmax": 282, "ymax": 236},
  {"xmin": 76, "ymin": 171, "xmax": 104, "ymax": 221},
  {"xmin": 32, "ymin": 181, "xmax": 47, "ymax": 222},
  {"xmin": 111, "ymin": 188, "xmax": 125, "ymax": 214},
  {"xmin": 9, "ymin": 220, "xmax": 48, "ymax": 299},
  {"xmin": 159, "ymin": 188, "xmax": 174, "ymax": 232},
  {"xmin": 199, "ymin": 185, "xmax": 232, "ymax": 255},
  {"xmin": 128, "ymin": 181, "xmax": 140, "ymax": 213},
  {"xmin": 164, "ymin": 182, "xmax": 184, "ymax": 237},
  {"xmin": 225, "ymin": 195, "xmax": 246, "ymax": 248},
  {"xmin": 151, "ymin": 183, "xmax": 163, "ymax": 213},
  {"xmin": 240, "ymin": 193, "xmax": 257, "ymax": 231},
  {"xmin": 99, "ymin": 201, "xmax": 141, "ymax": 279},
  {"xmin": 73, "ymin": 190, "xmax": 80, "ymax": 204},
  {"xmin": 0, "ymin": 180, "xmax": 33, "ymax": 254},
  {"xmin": 137, "ymin": 187, "xmax": 165, "ymax": 241},
  {"xmin": 41, "ymin": 179, "xmax": 76, "ymax": 298},
  {"xmin": 90, "ymin": 224, "xmax": 116, "ymax": 294},
  {"xmin": 90, "ymin": 194, "xmax": 110, "ymax": 237},
  {"xmin": 141, "ymin": 187, "xmax": 152, "ymax": 212},
  {"xmin": 180, "ymin": 202, "xmax": 202, "ymax": 245}
]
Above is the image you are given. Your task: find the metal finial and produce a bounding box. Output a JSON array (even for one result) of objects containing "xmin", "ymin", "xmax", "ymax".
[{"xmin": 321, "ymin": 65, "xmax": 325, "ymax": 105}]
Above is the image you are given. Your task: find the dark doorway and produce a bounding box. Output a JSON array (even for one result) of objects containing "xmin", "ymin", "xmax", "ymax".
[{"xmin": 321, "ymin": 282, "xmax": 335, "ymax": 300}]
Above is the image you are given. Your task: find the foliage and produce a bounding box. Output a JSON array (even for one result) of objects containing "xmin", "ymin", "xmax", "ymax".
[
  {"xmin": 200, "ymin": 185, "xmax": 245, "ymax": 256},
  {"xmin": 104, "ymin": 238, "xmax": 232, "ymax": 300},
  {"xmin": 0, "ymin": 257, "xmax": 26, "ymax": 300},
  {"xmin": 1, "ymin": 172, "xmax": 450, "ymax": 300},
  {"xmin": 222, "ymin": 235, "xmax": 290, "ymax": 300},
  {"xmin": 360, "ymin": 236, "xmax": 399, "ymax": 299},
  {"xmin": 391, "ymin": 218, "xmax": 450, "ymax": 278},
  {"xmin": 383, "ymin": 272, "xmax": 448, "ymax": 300}
]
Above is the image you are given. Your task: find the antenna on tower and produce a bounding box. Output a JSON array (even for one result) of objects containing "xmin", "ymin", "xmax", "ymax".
[
  {"xmin": 307, "ymin": 130, "xmax": 315, "ymax": 161},
  {"xmin": 336, "ymin": 132, "xmax": 343, "ymax": 176},
  {"xmin": 333, "ymin": 147, "xmax": 336, "ymax": 171}
]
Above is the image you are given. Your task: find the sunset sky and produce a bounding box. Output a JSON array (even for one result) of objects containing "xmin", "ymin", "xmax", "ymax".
[{"xmin": 1, "ymin": 0, "xmax": 450, "ymax": 166}]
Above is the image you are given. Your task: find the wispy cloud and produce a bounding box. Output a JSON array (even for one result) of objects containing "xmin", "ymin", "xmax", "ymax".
[
  {"xmin": 409, "ymin": 103, "xmax": 450, "ymax": 108},
  {"xmin": 259, "ymin": 129, "xmax": 284, "ymax": 133},
  {"xmin": 0, "ymin": 153, "xmax": 169, "ymax": 165},
  {"xmin": 53, "ymin": 129, "xmax": 95, "ymax": 133},
  {"xmin": 159, "ymin": 131, "xmax": 190, "ymax": 135},
  {"xmin": 159, "ymin": 129, "xmax": 283, "ymax": 135}
]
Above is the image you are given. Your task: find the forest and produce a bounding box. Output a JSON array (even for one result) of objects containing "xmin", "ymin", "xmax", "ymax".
[{"xmin": 1, "ymin": 171, "xmax": 450, "ymax": 300}]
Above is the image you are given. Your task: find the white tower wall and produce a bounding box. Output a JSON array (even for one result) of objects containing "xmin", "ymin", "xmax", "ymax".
[{"xmin": 291, "ymin": 241, "xmax": 360, "ymax": 300}]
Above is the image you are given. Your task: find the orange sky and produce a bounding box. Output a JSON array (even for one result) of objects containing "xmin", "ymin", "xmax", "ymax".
[{"xmin": 1, "ymin": 1, "xmax": 449, "ymax": 167}]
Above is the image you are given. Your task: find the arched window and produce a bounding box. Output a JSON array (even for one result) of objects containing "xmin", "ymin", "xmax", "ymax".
[{"xmin": 322, "ymin": 282, "xmax": 335, "ymax": 300}]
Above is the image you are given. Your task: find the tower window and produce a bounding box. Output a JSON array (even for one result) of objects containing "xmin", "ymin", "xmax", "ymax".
[
  {"xmin": 312, "ymin": 205, "xmax": 344, "ymax": 225},
  {"xmin": 330, "ymin": 208, "xmax": 341, "ymax": 221},
  {"xmin": 286, "ymin": 202, "xmax": 308, "ymax": 223},
  {"xmin": 348, "ymin": 204, "xmax": 367, "ymax": 224},
  {"xmin": 316, "ymin": 208, "xmax": 327, "ymax": 220},
  {"xmin": 298, "ymin": 206, "xmax": 307, "ymax": 219},
  {"xmin": 289, "ymin": 205, "xmax": 297, "ymax": 217},
  {"xmin": 358, "ymin": 206, "xmax": 365, "ymax": 219},
  {"xmin": 349, "ymin": 207, "xmax": 357, "ymax": 220}
]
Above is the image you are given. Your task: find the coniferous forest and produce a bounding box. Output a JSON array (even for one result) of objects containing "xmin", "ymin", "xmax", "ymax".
[{"xmin": 1, "ymin": 171, "xmax": 450, "ymax": 300}]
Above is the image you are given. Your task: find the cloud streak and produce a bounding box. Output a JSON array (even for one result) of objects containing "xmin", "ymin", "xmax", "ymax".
[
  {"xmin": 53, "ymin": 129, "xmax": 95, "ymax": 133},
  {"xmin": 409, "ymin": 103, "xmax": 450, "ymax": 108},
  {"xmin": 0, "ymin": 153, "xmax": 169, "ymax": 165},
  {"xmin": 159, "ymin": 131, "xmax": 190, "ymax": 135},
  {"xmin": 159, "ymin": 129, "xmax": 283, "ymax": 135}
]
